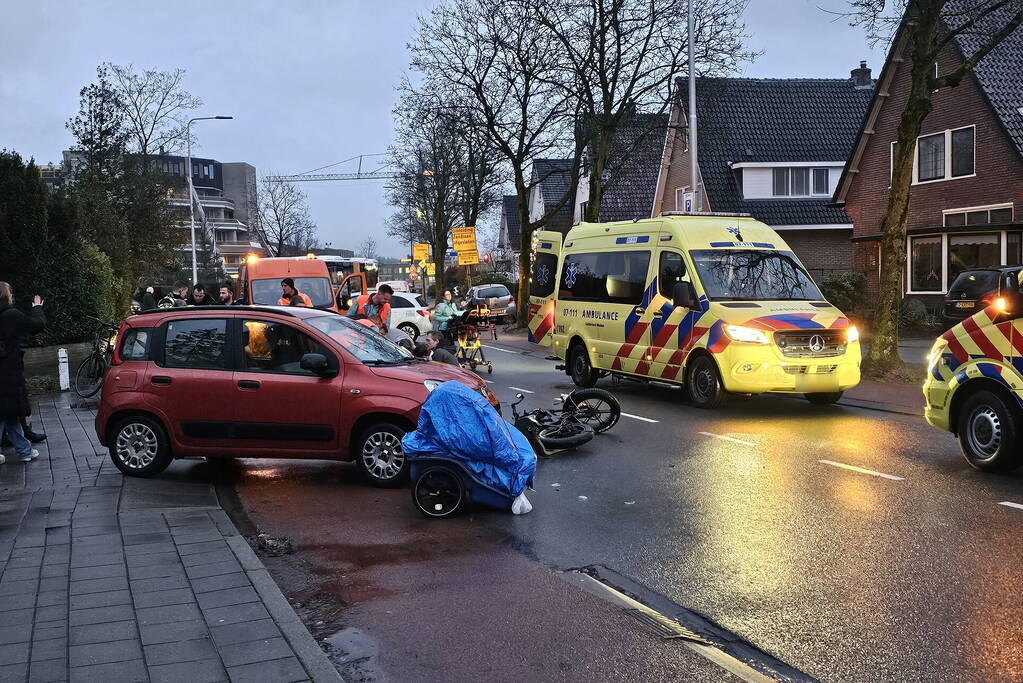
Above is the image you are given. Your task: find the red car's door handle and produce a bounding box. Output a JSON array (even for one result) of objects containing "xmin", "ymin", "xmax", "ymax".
[
  {"xmin": 237, "ymin": 380, "xmax": 261, "ymax": 390},
  {"xmin": 151, "ymin": 376, "xmax": 172, "ymax": 385}
]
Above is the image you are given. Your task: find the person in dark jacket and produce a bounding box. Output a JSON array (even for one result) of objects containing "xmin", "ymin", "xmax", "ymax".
[
  {"xmin": 186, "ymin": 284, "xmax": 215, "ymax": 306},
  {"xmin": 141, "ymin": 287, "xmax": 157, "ymax": 311},
  {"xmin": 0, "ymin": 282, "xmax": 46, "ymax": 464},
  {"xmin": 425, "ymin": 331, "xmax": 459, "ymax": 366}
]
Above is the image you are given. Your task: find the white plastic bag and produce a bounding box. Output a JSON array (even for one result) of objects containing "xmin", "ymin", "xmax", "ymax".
[{"xmin": 511, "ymin": 492, "xmax": 533, "ymax": 515}]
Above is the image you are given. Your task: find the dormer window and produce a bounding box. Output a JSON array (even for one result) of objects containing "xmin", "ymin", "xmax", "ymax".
[{"xmin": 772, "ymin": 167, "xmax": 830, "ymax": 197}]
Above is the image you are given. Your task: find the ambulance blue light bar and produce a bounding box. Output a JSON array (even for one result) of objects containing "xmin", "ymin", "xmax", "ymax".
[{"xmin": 661, "ymin": 211, "xmax": 753, "ymax": 218}]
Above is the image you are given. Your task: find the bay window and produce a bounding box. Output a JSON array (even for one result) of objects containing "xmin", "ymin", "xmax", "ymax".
[{"xmin": 908, "ymin": 230, "xmax": 1023, "ymax": 293}]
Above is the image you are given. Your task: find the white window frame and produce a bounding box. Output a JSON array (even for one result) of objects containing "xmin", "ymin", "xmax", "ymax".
[
  {"xmin": 942, "ymin": 202, "xmax": 1014, "ymax": 227},
  {"xmin": 771, "ymin": 168, "xmax": 821, "ymax": 198},
  {"xmin": 905, "ymin": 229, "xmax": 1017, "ymax": 294},
  {"xmin": 811, "ymin": 168, "xmax": 830, "ymax": 196},
  {"xmin": 890, "ymin": 125, "xmax": 977, "ymax": 186},
  {"xmin": 674, "ymin": 186, "xmax": 690, "ymax": 210}
]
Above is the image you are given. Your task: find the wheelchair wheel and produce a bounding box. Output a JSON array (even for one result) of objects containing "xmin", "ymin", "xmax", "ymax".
[{"xmin": 412, "ymin": 466, "xmax": 465, "ymax": 518}]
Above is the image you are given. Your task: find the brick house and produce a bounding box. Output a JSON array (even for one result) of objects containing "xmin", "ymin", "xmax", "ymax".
[
  {"xmin": 652, "ymin": 73, "xmax": 875, "ymax": 276},
  {"xmin": 834, "ymin": 17, "xmax": 1023, "ymax": 310}
]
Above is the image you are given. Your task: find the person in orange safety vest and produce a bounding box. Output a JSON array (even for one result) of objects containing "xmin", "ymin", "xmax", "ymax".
[
  {"xmin": 347, "ymin": 284, "xmax": 394, "ymax": 332},
  {"xmin": 278, "ymin": 278, "xmax": 313, "ymax": 307}
]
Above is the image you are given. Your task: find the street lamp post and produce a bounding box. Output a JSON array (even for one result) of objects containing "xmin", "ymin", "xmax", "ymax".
[{"xmin": 187, "ymin": 115, "xmax": 233, "ymax": 285}]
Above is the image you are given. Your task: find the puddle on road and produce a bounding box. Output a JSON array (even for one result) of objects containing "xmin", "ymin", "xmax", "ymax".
[{"xmin": 322, "ymin": 627, "xmax": 382, "ymax": 682}]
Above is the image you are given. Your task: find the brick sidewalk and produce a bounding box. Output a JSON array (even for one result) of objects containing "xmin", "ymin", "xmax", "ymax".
[{"xmin": 0, "ymin": 395, "xmax": 341, "ymax": 683}]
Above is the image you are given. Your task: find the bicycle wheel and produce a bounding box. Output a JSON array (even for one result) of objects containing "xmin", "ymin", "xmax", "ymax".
[
  {"xmin": 74, "ymin": 354, "xmax": 106, "ymax": 398},
  {"xmin": 563, "ymin": 388, "xmax": 621, "ymax": 433}
]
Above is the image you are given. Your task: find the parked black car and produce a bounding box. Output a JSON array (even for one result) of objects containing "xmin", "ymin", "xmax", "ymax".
[{"xmin": 943, "ymin": 266, "xmax": 1023, "ymax": 322}]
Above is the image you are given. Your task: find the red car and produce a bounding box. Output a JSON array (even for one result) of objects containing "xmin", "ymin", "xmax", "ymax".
[{"xmin": 95, "ymin": 305, "xmax": 498, "ymax": 486}]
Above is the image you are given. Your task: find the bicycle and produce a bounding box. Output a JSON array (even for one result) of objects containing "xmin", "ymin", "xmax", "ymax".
[{"xmin": 73, "ymin": 317, "xmax": 120, "ymax": 398}]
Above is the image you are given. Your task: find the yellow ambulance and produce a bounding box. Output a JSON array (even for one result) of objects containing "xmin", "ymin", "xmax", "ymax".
[
  {"xmin": 528, "ymin": 213, "xmax": 861, "ymax": 408},
  {"xmin": 923, "ymin": 268, "xmax": 1023, "ymax": 472}
]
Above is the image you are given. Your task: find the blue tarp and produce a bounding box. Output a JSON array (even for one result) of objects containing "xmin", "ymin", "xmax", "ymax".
[{"xmin": 402, "ymin": 381, "xmax": 536, "ymax": 498}]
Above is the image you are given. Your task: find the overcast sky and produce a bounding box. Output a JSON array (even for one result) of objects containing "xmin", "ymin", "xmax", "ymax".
[{"xmin": 1, "ymin": 0, "xmax": 884, "ymax": 258}]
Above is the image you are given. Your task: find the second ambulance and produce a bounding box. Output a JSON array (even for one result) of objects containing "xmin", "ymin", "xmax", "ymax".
[{"xmin": 528, "ymin": 213, "xmax": 861, "ymax": 408}]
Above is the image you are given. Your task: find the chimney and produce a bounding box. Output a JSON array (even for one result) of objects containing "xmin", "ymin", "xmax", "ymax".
[{"xmin": 851, "ymin": 60, "xmax": 872, "ymax": 89}]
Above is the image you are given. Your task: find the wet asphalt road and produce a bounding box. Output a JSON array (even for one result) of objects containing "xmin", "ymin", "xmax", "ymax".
[{"xmin": 230, "ymin": 338, "xmax": 1023, "ymax": 682}]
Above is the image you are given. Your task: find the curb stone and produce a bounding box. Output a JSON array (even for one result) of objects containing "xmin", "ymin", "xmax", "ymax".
[{"xmin": 225, "ymin": 534, "xmax": 343, "ymax": 683}]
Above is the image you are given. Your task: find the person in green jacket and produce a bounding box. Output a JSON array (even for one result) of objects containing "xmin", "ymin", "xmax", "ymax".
[{"xmin": 431, "ymin": 290, "xmax": 460, "ymax": 341}]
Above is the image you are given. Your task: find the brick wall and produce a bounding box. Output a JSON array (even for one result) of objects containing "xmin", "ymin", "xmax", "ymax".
[
  {"xmin": 844, "ymin": 38, "xmax": 1023, "ymax": 291},
  {"xmin": 780, "ymin": 229, "xmax": 854, "ymax": 273},
  {"xmin": 654, "ymin": 120, "xmax": 710, "ymax": 214}
]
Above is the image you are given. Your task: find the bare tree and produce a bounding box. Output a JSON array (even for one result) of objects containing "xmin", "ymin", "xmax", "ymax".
[
  {"xmin": 533, "ymin": 0, "xmax": 756, "ymax": 221},
  {"xmin": 106, "ymin": 63, "xmax": 203, "ymax": 157},
  {"xmin": 359, "ymin": 236, "xmax": 379, "ymax": 259},
  {"xmin": 258, "ymin": 175, "xmax": 317, "ymax": 256},
  {"xmin": 386, "ymin": 81, "xmax": 502, "ymax": 299},
  {"xmin": 847, "ymin": 0, "xmax": 1023, "ymax": 374},
  {"xmin": 410, "ymin": 0, "xmax": 582, "ymax": 321}
]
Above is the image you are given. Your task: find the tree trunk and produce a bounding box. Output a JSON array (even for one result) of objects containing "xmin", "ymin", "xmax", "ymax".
[
  {"xmin": 864, "ymin": 69, "xmax": 935, "ymax": 376},
  {"xmin": 514, "ymin": 166, "xmax": 532, "ymax": 329},
  {"xmin": 584, "ymin": 134, "xmax": 612, "ymax": 223}
]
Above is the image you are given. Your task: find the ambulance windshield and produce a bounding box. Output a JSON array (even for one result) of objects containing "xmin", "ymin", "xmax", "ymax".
[{"xmin": 690, "ymin": 249, "xmax": 822, "ymax": 301}]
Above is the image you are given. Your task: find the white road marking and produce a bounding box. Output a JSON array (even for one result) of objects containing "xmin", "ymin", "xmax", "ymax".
[
  {"xmin": 818, "ymin": 459, "xmax": 904, "ymax": 481},
  {"xmin": 508, "ymin": 386, "xmax": 534, "ymax": 394},
  {"xmin": 698, "ymin": 431, "xmax": 754, "ymax": 446},
  {"xmin": 482, "ymin": 345, "xmax": 517, "ymax": 353},
  {"xmin": 621, "ymin": 412, "xmax": 659, "ymax": 423},
  {"xmin": 998, "ymin": 501, "xmax": 1023, "ymax": 510}
]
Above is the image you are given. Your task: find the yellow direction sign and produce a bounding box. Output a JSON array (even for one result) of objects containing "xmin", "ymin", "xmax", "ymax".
[
  {"xmin": 452, "ymin": 226, "xmax": 477, "ymax": 253},
  {"xmin": 458, "ymin": 251, "xmax": 480, "ymax": 266},
  {"xmin": 424, "ymin": 262, "xmax": 436, "ymax": 276},
  {"xmin": 413, "ymin": 243, "xmax": 430, "ymax": 261}
]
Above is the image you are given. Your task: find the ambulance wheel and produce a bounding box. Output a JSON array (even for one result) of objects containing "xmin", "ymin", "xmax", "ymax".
[
  {"xmin": 687, "ymin": 355, "xmax": 727, "ymax": 409},
  {"xmin": 570, "ymin": 344, "xmax": 598, "ymax": 388},
  {"xmin": 957, "ymin": 390, "xmax": 1023, "ymax": 473},
  {"xmin": 805, "ymin": 391, "xmax": 843, "ymax": 405},
  {"xmin": 412, "ymin": 466, "xmax": 465, "ymax": 518}
]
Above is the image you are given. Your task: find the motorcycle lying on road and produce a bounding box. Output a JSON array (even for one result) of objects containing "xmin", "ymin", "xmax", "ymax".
[{"xmin": 511, "ymin": 388, "xmax": 621, "ymax": 456}]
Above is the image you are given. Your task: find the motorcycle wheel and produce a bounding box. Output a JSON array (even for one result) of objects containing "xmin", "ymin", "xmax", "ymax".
[
  {"xmin": 537, "ymin": 422, "xmax": 595, "ymax": 450},
  {"xmin": 563, "ymin": 388, "xmax": 621, "ymax": 433}
]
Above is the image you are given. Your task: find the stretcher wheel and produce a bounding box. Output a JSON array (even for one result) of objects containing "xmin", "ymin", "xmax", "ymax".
[
  {"xmin": 412, "ymin": 466, "xmax": 465, "ymax": 518},
  {"xmin": 487, "ymin": 365, "xmax": 493, "ymax": 375}
]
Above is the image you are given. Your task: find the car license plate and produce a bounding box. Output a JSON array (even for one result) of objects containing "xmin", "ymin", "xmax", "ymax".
[{"xmin": 955, "ymin": 301, "xmax": 974, "ymax": 309}]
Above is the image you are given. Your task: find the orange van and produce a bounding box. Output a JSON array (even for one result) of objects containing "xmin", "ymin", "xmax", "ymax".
[{"xmin": 237, "ymin": 255, "xmax": 367, "ymax": 313}]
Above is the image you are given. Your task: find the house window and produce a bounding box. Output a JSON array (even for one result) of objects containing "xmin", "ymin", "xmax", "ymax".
[
  {"xmin": 918, "ymin": 133, "xmax": 945, "ymax": 181},
  {"xmin": 674, "ymin": 186, "xmax": 691, "ymax": 210},
  {"xmin": 895, "ymin": 126, "xmax": 977, "ymax": 184},
  {"xmin": 949, "ymin": 233, "xmax": 999, "ymax": 281},
  {"xmin": 951, "ymin": 127, "xmax": 975, "ymax": 177},
  {"xmin": 812, "ymin": 168, "xmax": 829, "ymax": 195},
  {"xmin": 1008, "ymin": 233, "xmax": 1022, "ymax": 265},
  {"xmin": 772, "ymin": 168, "xmax": 823, "ymax": 197},
  {"xmin": 772, "ymin": 168, "xmax": 789, "ymax": 196},
  {"xmin": 910, "ymin": 236, "xmax": 942, "ymax": 292},
  {"xmin": 943, "ymin": 205, "xmax": 1013, "ymax": 227},
  {"xmin": 791, "ymin": 168, "xmax": 810, "ymax": 195}
]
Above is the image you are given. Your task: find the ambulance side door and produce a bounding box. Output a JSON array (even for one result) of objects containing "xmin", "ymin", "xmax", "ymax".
[{"xmin": 649, "ymin": 248, "xmax": 699, "ymax": 381}]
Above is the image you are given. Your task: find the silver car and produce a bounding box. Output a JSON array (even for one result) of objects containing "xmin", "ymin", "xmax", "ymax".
[{"xmin": 465, "ymin": 284, "xmax": 516, "ymax": 323}]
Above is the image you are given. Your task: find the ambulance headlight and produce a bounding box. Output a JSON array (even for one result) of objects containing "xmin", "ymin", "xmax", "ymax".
[
  {"xmin": 723, "ymin": 324, "xmax": 769, "ymax": 344},
  {"xmin": 847, "ymin": 325, "xmax": 859, "ymax": 343}
]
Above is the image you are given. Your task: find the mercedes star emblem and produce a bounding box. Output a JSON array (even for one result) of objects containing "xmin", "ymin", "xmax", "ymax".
[{"xmin": 809, "ymin": 335, "xmax": 826, "ymax": 353}]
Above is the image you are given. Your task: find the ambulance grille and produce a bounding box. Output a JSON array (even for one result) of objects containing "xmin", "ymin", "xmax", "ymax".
[
  {"xmin": 783, "ymin": 364, "xmax": 838, "ymax": 375},
  {"xmin": 774, "ymin": 330, "xmax": 846, "ymax": 358}
]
